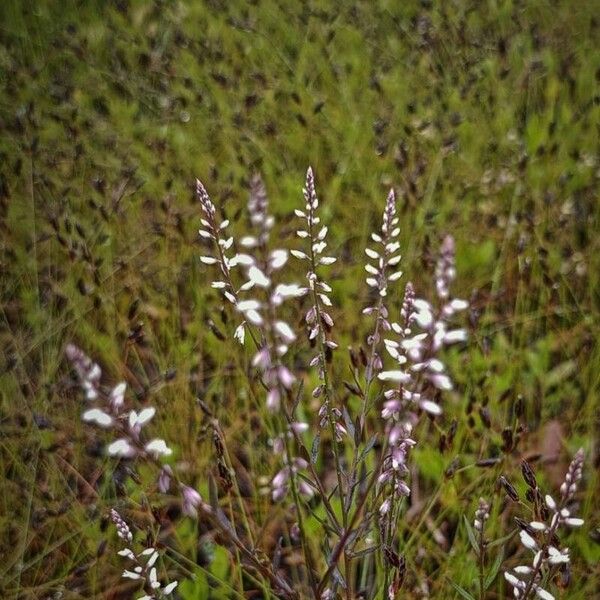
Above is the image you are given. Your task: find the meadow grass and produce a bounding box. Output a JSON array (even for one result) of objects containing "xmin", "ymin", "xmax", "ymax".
[{"xmin": 0, "ymin": 1, "xmax": 598, "ymax": 598}]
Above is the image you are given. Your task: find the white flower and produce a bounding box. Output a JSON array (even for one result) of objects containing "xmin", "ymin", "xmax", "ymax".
[
  {"xmin": 419, "ymin": 400, "xmax": 442, "ymax": 415},
  {"xmin": 269, "ymin": 249, "xmax": 288, "ymax": 269},
  {"xmin": 519, "ymin": 530, "xmax": 538, "ymax": 550},
  {"xmin": 545, "ymin": 494, "xmax": 557, "ymax": 511},
  {"xmin": 82, "ymin": 408, "xmax": 113, "ymax": 427},
  {"xmin": 108, "ymin": 439, "xmax": 136, "ymax": 458},
  {"xmin": 378, "ymin": 370, "xmax": 411, "ymax": 383},
  {"xmin": 429, "ymin": 373, "xmax": 453, "ymax": 390},
  {"xmin": 547, "ymin": 546, "xmax": 569, "ymax": 565},
  {"xmin": 247, "ymin": 265, "xmax": 271, "ymax": 287},
  {"xmin": 444, "ymin": 329, "xmax": 467, "ymax": 344},
  {"xmin": 236, "ymin": 299, "xmax": 260, "ymax": 312},
  {"xmin": 163, "ymin": 581, "xmax": 178, "ymax": 594},
  {"xmin": 123, "ymin": 570, "xmax": 142, "ymax": 580},
  {"xmin": 110, "ymin": 382, "xmax": 127, "ymax": 410},
  {"xmin": 148, "ymin": 567, "xmax": 160, "ymax": 589},
  {"xmin": 129, "ymin": 407, "xmax": 156, "ymax": 431},
  {"xmin": 234, "ymin": 323, "xmax": 245, "ymax": 345},
  {"xmin": 535, "ymin": 587, "xmax": 555, "ymax": 600},
  {"xmin": 145, "ymin": 439, "xmax": 172, "ymax": 457},
  {"xmin": 275, "ymin": 320, "xmax": 296, "ymax": 343}
]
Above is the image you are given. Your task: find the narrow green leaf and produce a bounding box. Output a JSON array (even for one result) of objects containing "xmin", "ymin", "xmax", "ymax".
[
  {"xmin": 359, "ymin": 434, "xmax": 378, "ymax": 463},
  {"xmin": 487, "ymin": 528, "xmax": 517, "ymax": 548},
  {"xmin": 448, "ymin": 579, "xmax": 477, "ymax": 600},
  {"xmin": 485, "ymin": 549, "xmax": 504, "ymax": 589},
  {"xmin": 311, "ymin": 433, "xmax": 321, "ymax": 464},
  {"xmin": 463, "ymin": 515, "xmax": 480, "ymax": 554}
]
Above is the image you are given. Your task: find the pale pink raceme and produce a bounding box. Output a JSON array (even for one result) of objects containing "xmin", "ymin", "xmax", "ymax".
[
  {"xmin": 197, "ymin": 175, "xmax": 304, "ymax": 412},
  {"xmin": 362, "ymin": 188, "xmax": 403, "ymax": 382},
  {"xmin": 377, "ymin": 237, "xmax": 468, "ymax": 527},
  {"xmin": 67, "ymin": 345, "xmax": 207, "ymax": 524},
  {"xmin": 504, "ymin": 449, "xmax": 585, "ymax": 600},
  {"xmin": 294, "ymin": 167, "xmax": 342, "ymax": 440},
  {"xmin": 67, "ymin": 345, "xmax": 172, "ymax": 462},
  {"xmin": 111, "ymin": 510, "xmax": 178, "ymax": 599}
]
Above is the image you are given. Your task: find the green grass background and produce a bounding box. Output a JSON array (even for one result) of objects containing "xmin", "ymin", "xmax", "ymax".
[{"xmin": 0, "ymin": 0, "xmax": 598, "ymax": 598}]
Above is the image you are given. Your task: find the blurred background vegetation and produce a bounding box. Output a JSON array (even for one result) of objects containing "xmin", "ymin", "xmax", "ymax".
[{"xmin": 0, "ymin": 0, "xmax": 598, "ymax": 598}]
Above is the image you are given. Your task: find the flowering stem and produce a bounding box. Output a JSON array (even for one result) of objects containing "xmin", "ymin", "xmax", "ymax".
[{"xmin": 519, "ymin": 501, "xmax": 563, "ymax": 600}]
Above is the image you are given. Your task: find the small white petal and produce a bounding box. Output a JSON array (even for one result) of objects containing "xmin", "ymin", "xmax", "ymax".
[
  {"xmin": 504, "ymin": 572, "xmax": 521, "ymax": 588},
  {"xmin": 378, "ymin": 370, "xmax": 411, "ymax": 383},
  {"xmin": 110, "ymin": 382, "xmax": 127, "ymax": 409},
  {"xmin": 247, "ymin": 265, "xmax": 270, "ymax": 287},
  {"xmin": 319, "ymin": 293, "xmax": 332, "ymax": 306},
  {"xmin": 240, "ymin": 236, "xmax": 257, "ymax": 248},
  {"xmin": 145, "ymin": 439, "xmax": 172, "ymax": 457},
  {"xmin": 163, "ymin": 582, "xmax": 178, "ymax": 594},
  {"xmin": 234, "ymin": 323, "xmax": 245, "ymax": 345},
  {"xmin": 122, "ymin": 570, "xmax": 142, "ymax": 580},
  {"xmin": 82, "ymin": 408, "xmax": 113, "ymax": 427},
  {"xmin": 137, "ymin": 407, "xmax": 156, "ymax": 426},
  {"xmin": 199, "ymin": 256, "xmax": 218, "ymax": 265},
  {"xmin": 149, "ymin": 567, "xmax": 160, "ymax": 589},
  {"xmin": 272, "ymin": 283, "xmax": 306, "ymax": 300},
  {"xmin": 246, "ymin": 309, "xmax": 263, "ymax": 325},
  {"xmin": 269, "ymin": 249, "xmax": 288, "ymax": 269},
  {"xmin": 236, "ymin": 299, "xmax": 261, "ymax": 312},
  {"xmin": 444, "ymin": 329, "xmax": 468, "ymax": 344},
  {"xmin": 514, "ymin": 566, "xmax": 532, "ymax": 574},
  {"xmin": 420, "ymin": 400, "xmax": 442, "ymax": 415},
  {"xmin": 275, "ymin": 321, "xmax": 296, "ymax": 342},
  {"xmin": 108, "ymin": 439, "xmax": 136, "ymax": 458},
  {"xmin": 535, "ymin": 587, "xmax": 555, "ymax": 600},
  {"xmin": 229, "ymin": 253, "xmax": 254, "ymax": 267},
  {"xmin": 429, "ymin": 373, "xmax": 453, "ymax": 390},
  {"xmin": 450, "ymin": 298, "xmax": 469, "ymax": 311},
  {"xmin": 519, "ymin": 530, "xmax": 538, "ymax": 550}
]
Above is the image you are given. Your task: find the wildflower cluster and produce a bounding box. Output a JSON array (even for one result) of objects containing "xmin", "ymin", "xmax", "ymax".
[
  {"xmin": 70, "ymin": 345, "xmax": 296, "ymax": 598},
  {"xmin": 294, "ymin": 167, "xmax": 343, "ymax": 443},
  {"xmin": 362, "ymin": 189, "xmax": 403, "ymax": 382},
  {"xmin": 504, "ymin": 449, "xmax": 585, "ymax": 600},
  {"xmin": 110, "ymin": 510, "xmax": 178, "ymax": 600},
  {"xmin": 66, "ymin": 344, "xmax": 171, "ymax": 460},
  {"xmin": 63, "ymin": 166, "xmax": 587, "ymax": 600},
  {"xmin": 197, "ymin": 175, "xmax": 311, "ymax": 504},
  {"xmin": 377, "ymin": 237, "xmax": 468, "ymax": 506},
  {"xmin": 67, "ymin": 344, "xmax": 210, "ymax": 516},
  {"xmin": 198, "ymin": 176, "xmax": 302, "ymax": 410}
]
